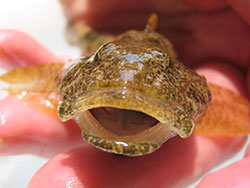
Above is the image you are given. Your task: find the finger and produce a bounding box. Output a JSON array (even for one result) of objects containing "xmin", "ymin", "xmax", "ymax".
[
  {"xmin": 195, "ymin": 62, "xmax": 248, "ymax": 98},
  {"xmin": 0, "ymin": 95, "xmax": 84, "ymax": 158},
  {"xmin": 60, "ymin": 1, "xmax": 250, "ymax": 69},
  {"xmin": 59, "ymin": 0, "xmax": 191, "ymax": 24},
  {"xmin": 59, "ymin": 0, "xmax": 227, "ymax": 24},
  {"xmin": 0, "ymin": 29, "xmax": 61, "ymax": 70},
  {"xmin": 0, "ymin": 30, "xmax": 83, "ymax": 157},
  {"xmin": 196, "ymin": 156, "xmax": 250, "ymax": 187},
  {"xmin": 227, "ymin": 0, "xmax": 250, "ymax": 25},
  {"xmin": 27, "ymin": 136, "xmax": 247, "ymax": 188},
  {"xmin": 168, "ymin": 11, "xmax": 250, "ymax": 68},
  {"xmin": 195, "ymin": 61, "xmax": 250, "ymax": 187},
  {"xmin": 195, "ymin": 63, "xmax": 250, "ymax": 187}
]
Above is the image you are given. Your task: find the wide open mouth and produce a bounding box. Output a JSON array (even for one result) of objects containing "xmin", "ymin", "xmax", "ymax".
[
  {"xmin": 76, "ymin": 106, "xmax": 174, "ymax": 156},
  {"xmin": 89, "ymin": 107, "xmax": 159, "ymax": 136},
  {"xmin": 58, "ymin": 89, "xmax": 194, "ymax": 156}
]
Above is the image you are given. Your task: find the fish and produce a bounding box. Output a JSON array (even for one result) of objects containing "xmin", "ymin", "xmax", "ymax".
[{"xmin": 0, "ymin": 14, "xmax": 249, "ymax": 156}]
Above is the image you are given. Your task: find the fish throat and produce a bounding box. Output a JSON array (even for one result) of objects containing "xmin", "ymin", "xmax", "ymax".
[{"xmin": 89, "ymin": 107, "xmax": 159, "ymax": 136}]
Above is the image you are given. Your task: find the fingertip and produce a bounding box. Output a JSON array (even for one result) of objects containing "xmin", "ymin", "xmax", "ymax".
[
  {"xmin": 27, "ymin": 135, "xmax": 247, "ymax": 188},
  {"xmin": 195, "ymin": 62, "xmax": 248, "ymax": 98},
  {"xmin": 0, "ymin": 29, "xmax": 61, "ymax": 70},
  {"xmin": 0, "ymin": 96, "xmax": 83, "ymax": 157},
  {"xmin": 197, "ymin": 157, "xmax": 250, "ymax": 188},
  {"xmin": 27, "ymin": 145, "xmax": 92, "ymax": 188}
]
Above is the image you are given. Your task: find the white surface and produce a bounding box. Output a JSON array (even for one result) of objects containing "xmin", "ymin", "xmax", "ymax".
[
  {"xmin": 0, "ymin": 155, "xmax": 48, "ymax": 188},
  {"xmin": 0, "ymin": 1, "xmax": 78, "ymax": 188},
  {"xmin": 0, "ymin": 0, "xmax": 79, "ymax": 55}
]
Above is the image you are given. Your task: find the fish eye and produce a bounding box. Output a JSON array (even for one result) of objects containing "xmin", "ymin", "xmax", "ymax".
[
  {"xmin": 147, "ymin": 37, "xmax": 160, "ymax": 45},
  {"xmin": 93, "ymin": 51, "xmax": 100, "ymax": 62}
]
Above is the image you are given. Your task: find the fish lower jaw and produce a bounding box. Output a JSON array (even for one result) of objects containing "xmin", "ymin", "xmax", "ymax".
[
  {"xmin": 76, "ymin": 110, "xmax": 177, "ymax": 156},
  {"xmin": 82, "ymin": 133, "xmax": 161, "ymax": 156}
]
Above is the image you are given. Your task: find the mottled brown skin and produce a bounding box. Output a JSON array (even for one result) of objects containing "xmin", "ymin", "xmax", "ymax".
[
  {"xmin": 57, "ymin": 15, "xmax": 211, "ymax": 155},
  {"xmin": 58, "ymin": 30, "xmax": 211, "ymax": 125}
]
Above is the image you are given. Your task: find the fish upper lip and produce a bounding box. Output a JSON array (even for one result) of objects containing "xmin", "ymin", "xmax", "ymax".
[
  {"xmin": 58, "ymin": 88, "xmax": 168, "ymax": 121},
  {"xmin": 58, "ymin": 88, "xmax": 194, "ymax": 138}
]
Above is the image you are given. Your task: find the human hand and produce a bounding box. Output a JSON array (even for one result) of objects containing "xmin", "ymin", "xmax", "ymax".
[
  {"xmin": 61, "ymin": 0, "xmax": 250, "ymax": 96},
  {"xmin": 0, "ymin": 0, "xmax": 250, "ymax": 187}
]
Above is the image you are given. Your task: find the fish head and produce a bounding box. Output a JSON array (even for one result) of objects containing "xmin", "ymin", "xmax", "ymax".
[{"xmin": 57, "ymin": 31, "xmax": 211, "ymax": 156}]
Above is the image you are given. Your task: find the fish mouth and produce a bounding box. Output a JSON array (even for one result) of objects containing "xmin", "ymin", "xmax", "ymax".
[
  {"xmin": 83, "ymin": 107, "xmax": 164, "ymax": 156},
  {"xmin": 58, "ymin": 89, "xmax": 194, "ymax": 156},
  {"xmin": 90, "ymin": 107, "xmax": 159, "ymax": 136}
]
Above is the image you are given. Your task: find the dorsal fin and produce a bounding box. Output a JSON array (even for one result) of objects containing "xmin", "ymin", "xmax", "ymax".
[{"xmin": 145, "ymin": 13, "xmax": 158, "ymax": 32}]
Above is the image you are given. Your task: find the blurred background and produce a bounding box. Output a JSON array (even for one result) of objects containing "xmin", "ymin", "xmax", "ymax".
[
  {"xmin": 0, "ymin": 0, "xmax": 79, "ymax": 55},
  {"xmin": 0, "ymin": 1, "xmax": 78, "ymax": 187}
]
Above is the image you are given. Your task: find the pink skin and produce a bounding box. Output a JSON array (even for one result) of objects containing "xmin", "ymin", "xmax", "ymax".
[
  {"xmin": 197, "ymin": 139, "xmax": 250, "ymax": 187},
  {"xmin": 197, "ymin": 156, "xmax": 250, "ymax": 188},
  {"xmin": 61, "ymin": 0, "xmax": 250, "ymax": 69},
  {"xmin": 0, "ymin": 30, "xmax": 61, "ymax": 70},
  {"xmin": 1, "ymin": 0, "xmax": 250, "ymax": 187},
  {"xmin": 27, "ymin": 136, "xmax": 247, "ymax": 188},
  {"xmin": 0, "ymin": 30, "xmax": 84, "ymax": 158},
  {"xmin": 0, "ymin": 96, "xmax": 84, "ymax": 157}
]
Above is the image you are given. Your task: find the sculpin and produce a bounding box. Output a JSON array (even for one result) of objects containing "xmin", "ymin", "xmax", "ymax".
[{"xmin": 56, "ymin": 14, "xmax": 211, "ymax": 156}]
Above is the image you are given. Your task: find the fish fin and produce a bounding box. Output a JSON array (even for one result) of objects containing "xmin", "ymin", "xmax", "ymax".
[
  {"xmin": 194, "ymin": 83, "xmax": 250, "ymax": 136},
  {"xmin": 145, "ymin": 13, "xmax": 158, "ymax": 32},
  {"xmin": 0, "ymin": 63, "xmax": 64, "ymax": 93}
]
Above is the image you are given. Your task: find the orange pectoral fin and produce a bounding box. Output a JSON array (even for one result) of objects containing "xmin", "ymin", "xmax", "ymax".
[
  {"xmin": 0, "ymin": 63, "xmax": 64, "ymax": 116},
  {"xmin": 0, "ymin": 63, "xmax": 64, "ymax": 93},
  {"xmin": 194, "ymin": 83, "xmax": 250, "ymax": 136}
]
